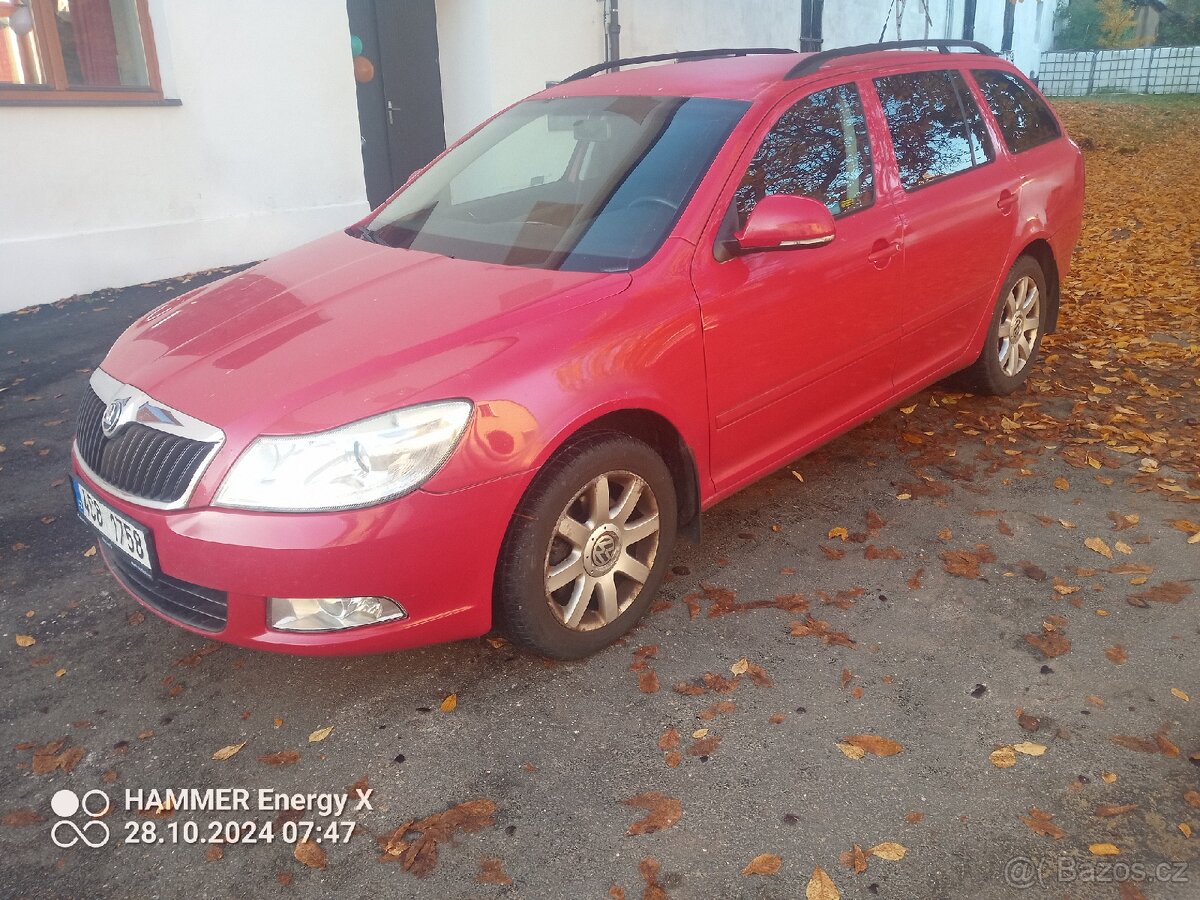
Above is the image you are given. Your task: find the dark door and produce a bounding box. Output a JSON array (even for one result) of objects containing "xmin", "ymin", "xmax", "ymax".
[{"xmin": 346, "ymin": 0, "xmax": 447, "ymax": 209}]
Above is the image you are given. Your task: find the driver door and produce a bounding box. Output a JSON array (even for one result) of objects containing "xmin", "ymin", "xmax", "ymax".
[{"xmin": 691, "ymin": 81, "xmax": 905, "ymax": 490}]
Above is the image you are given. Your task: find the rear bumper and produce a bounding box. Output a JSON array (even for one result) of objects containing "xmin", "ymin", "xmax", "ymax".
[{"xmin": 73, "ymin": 455, "xmax": 529, "ymax": 655}]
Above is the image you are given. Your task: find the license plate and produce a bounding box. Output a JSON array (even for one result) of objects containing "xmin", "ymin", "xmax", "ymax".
[{"xmin": 73, "ymin": 479, "xmax": 155, "ymax": 571}]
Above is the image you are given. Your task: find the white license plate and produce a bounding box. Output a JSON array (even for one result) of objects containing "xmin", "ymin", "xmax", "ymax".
[{"xmin": 73, "ymin": 479, "xmax": 154, "ymax": 571}]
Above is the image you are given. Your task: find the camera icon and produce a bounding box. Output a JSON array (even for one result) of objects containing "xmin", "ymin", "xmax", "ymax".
[{"xmin": 50, "ymin": 789, "xmax": 111, "ymax": 849}]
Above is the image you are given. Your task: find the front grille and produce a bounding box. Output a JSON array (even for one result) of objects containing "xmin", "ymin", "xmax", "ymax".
[
  {"xmin": 102, "ymin": 544, "xmax": 229, "ymax": 632},
  {"xmin": 76, "ymin": 388, "xmax": 214, "ymax": 503}
]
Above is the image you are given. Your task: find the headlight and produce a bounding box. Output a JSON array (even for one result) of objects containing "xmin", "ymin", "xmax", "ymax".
[{"xmin": 214, "ymin": 400, "xmax": 472, "ymax": 511}]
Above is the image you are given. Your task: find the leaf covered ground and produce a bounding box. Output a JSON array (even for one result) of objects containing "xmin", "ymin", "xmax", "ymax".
[{"xmin": 0, "ymin": 97, "xmax": 1197, "ymax": 899}]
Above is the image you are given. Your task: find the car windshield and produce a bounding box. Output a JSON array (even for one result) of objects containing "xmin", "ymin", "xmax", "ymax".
[{"xmin": 361, "ymin": 95, "xmax": 749, "ymax": 272}]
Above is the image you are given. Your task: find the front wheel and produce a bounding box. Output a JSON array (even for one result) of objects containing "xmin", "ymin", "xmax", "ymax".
[
  {"xmin": 494, "ymin": 432, "xmax": 677, "ymax": 659},
  {"xmin": 960, "ymin": 256, "xmax": 1048, "ymax": 395}
]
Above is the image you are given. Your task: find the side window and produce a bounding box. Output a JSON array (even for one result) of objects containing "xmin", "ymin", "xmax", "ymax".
[
  {"xmin": 972, "ymin": 69, "xmax": 1061, "ymax": 154},
  {"xmin": 874, "ymin": 69, "xmax": 994, "ymax": 191},
  {"xmin": 734, "ymin": 83, "xmax": 874, "ymax": 228}
]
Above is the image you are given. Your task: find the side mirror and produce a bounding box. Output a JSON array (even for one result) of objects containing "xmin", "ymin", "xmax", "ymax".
[{"xmin": 734, "ymin": 195, "xmax": 836, "ymax": 253}]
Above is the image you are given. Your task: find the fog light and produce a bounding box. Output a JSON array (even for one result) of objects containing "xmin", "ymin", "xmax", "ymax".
[{"xmin": 268, "ymin": 596, "xmax": 407, "ymax": 632}]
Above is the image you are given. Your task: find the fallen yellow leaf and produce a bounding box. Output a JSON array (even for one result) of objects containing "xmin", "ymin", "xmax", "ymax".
[
  {"xmin": 1085, "ymin": 537, "xmax": 1114, "ymax": 559},
  {"xmin": 212, "ymin": 742, "xmax": 246, "ymax": 761},
  {"xmin": 741, "ymin": 853, "xmax": 782, "ymax": 876},
  {"xmin": 869, "ymin": 841, "xmax": 907, "ymax": 861},
  {"xmin": 54, "ymin": 668, "xmax": 66, "ymax": 678},
  {"xmin": 828, "ymin": 527, "xmax": 849, "ymax": 541},
  {"xmin": 1171, "ymin": 688, "xmax": 1189, "ymax": 702},
  {"xmin": 692, "ymin": 728, "xmax": 709, "ymax": 739},
  {"xmin": 730, "ymin": 657, "xmax": 749, "ymax": 676},
  {"xmin": 836, "ymin": 742, "xmax": 866, "ymax": 760},
  {"xmin": 1181, "ymin": 823, "xmax": 1193, "ymax": 839},
  {"xmin": 806, "ymin": 865, "xmax": 840, "ymax": 900},
  {"xmin": 989, "ymin": 746, "xmax": 1017, "ymax": 768},
  {"xmin": 15, "ymin": 635, "xmax": 36, "ymax": 648},
  {"xmin": 308, "ymin": 726, "xmax": 334, "ymax": 743},
  {"xmin": 1013, "ymin": 742, "xmax": 1047, "ymax": 757},
  {"xmin": 1054, "ymin": 477, "xmax": 1070, "ymax": 491},
  {"xmin": 83, "ymin": 546, "xmax": 97, "ymax": 558},
  {"xmin": 842, "ymin": 734, "xmax": 903, "ymax": 757},
  {"xmin": 1089, "ymin": 843, "xmax": 1120, "ymax": 856},
  {"xmin": 439, "ymin": 693, "xmax": 458, "ymax": 712},
  {"xmin": 1101, "ymin": 772, "xmax": 1118, "ymax": 784}
]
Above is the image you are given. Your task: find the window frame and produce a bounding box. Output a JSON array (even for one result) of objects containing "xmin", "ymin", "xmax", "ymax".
[
  {"xmin": 872, "ymin": 66, "xmax": 996, "ymax": 195},
  {"xmin": 0, "ymin": 0, "xmax": 168, "ymax": 105}
]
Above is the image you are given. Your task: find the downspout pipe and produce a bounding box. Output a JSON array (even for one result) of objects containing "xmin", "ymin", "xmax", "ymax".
[{"xmin": 606, "ymin": 0, "xmax": 621, "ymax": 71}]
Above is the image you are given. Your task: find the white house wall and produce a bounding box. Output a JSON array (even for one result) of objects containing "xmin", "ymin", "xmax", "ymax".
[
  {"xmin": 435, "ymin": 0, "xmax": 1056, "ymax": 147},
  {"xmin": 0, "ymin": 0, "xmax": 369, "ymax": 314}
]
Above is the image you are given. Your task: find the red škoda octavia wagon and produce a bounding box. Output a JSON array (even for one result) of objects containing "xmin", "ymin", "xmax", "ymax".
[{"xmin": 72, "ymin": 41, "xmax": 1084, "ymax": 659}]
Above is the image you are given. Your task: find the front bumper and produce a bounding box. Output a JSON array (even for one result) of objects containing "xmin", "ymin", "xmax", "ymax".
[{"xmin": 72, "ymin": 456, "xmax": 529, "ymax": 655}]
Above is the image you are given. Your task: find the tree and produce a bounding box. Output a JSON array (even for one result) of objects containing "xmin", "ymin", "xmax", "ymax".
[
  {"xmin": 1054, "ymin": 0, "xmax": 1105, "ymax": 48},
  {"xmin": 1097, "ymin": 0, "xmax": 1138, "ymax": 46},
  {"xmin": 1157, "ymin": 0, "xmax": 1200, "ymax": 45}
]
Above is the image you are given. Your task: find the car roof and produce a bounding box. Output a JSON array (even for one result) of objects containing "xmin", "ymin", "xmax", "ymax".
[{"xmin": 541, "ymin": 49, "xmax": 1013, "ymax": 104}]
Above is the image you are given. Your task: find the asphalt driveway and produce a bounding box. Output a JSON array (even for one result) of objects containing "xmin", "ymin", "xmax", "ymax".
[{"xmin": 1, "ymin": 98, "xmax": 1198, "ymax": 900}]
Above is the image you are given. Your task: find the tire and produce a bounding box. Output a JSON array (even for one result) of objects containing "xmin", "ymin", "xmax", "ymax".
[
  {"xmin": 959, "ymin": 256, "xmax": 1048, "ymax": 395},
  {"xmin": 494, "ymin": 431, "xmax": 677, "ymax": 659}
]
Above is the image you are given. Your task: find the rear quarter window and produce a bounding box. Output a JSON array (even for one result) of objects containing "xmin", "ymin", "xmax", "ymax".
[
  {"xmin": 972, "ymin": 69, "xmax": 1061, "ymax": 154},
  {"xmin": 874, "ymin": 69, "xmax": 994, "ymax": 191}
]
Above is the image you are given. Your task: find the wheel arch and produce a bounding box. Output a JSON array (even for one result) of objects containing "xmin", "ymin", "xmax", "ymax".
[
  {"xmin": 1020, "ymin": 238, "xmax": 1061, "ymax": 333},
  {"xmin": 543, "ymin": 408, "xmax": 703, "ymax": 545}
]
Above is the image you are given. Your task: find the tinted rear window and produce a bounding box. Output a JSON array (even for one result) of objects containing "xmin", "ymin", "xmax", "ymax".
[
  {"xmin": 972, "ymin": 69, "xmax": 1061, "ymax": 154},
  {"xmin": 874, "ymin": 69, "xmax": 994, "ymax": 191}
]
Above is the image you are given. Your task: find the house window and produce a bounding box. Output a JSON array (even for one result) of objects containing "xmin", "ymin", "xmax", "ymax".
[{"xmin": 0, "ymin": 0, "xmax": 164, "ymax": 103}]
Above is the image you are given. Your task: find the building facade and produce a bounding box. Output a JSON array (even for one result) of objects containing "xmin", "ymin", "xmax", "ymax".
[{"xmin": 0, "ymin": 0, "xmax": 1055, "ymax": 313}]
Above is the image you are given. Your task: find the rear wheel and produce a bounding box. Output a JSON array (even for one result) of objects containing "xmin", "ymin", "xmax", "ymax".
[
  {"xmin": 960, "ymin": 256, "xmax": 1047, "ymax": 395},
  {"xmin": 495, "ymin": 432, "xmax": 677, "ymax": 659}
]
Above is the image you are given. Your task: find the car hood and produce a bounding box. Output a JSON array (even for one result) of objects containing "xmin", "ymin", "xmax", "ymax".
[{"xmin": 100, "ymin": 232, "xmax": 631, "ymax": 442}]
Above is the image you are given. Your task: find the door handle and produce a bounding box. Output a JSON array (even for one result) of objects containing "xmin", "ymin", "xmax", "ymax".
[
  {"xmin": 997, "ymin": 188, "xmax": 1018, "ymax": 213},
  {"xmin": 386, "ymin": 101, "xmax": 401, "ymax": 126},
  {"xmin": 867, "ymin": 238, "xmax": 901, "ymax": 267}
]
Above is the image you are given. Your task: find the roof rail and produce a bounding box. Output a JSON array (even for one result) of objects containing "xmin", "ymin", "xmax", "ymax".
[
  {"xmin": 785, "ymin": 39, "xmax": 995, "ymax": 79},
  {"xmin": 562, "ymin": 47, "xmax": 797, "ymax": 83}
]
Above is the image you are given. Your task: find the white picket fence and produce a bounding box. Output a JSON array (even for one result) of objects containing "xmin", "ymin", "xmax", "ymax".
[{"xmin": 1038, "ymin": 46, "xmax": 1200, "ymax": 97}]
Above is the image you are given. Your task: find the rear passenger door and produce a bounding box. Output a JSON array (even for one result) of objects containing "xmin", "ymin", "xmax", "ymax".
[{"xmin": 872, "ymin": 68, "xmax": 1018, "ymax": 392}]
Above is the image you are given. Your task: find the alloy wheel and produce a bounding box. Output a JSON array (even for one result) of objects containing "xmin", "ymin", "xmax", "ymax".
[
  {"xmin": 997, "ymin": 275, "xmax": 1041, "ymax": 377},
  {"xmin": 543, "ymin": 470, "xmax": 661, "ymax": 631}
]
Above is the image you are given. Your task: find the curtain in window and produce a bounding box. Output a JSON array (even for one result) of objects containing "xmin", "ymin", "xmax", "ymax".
[{"xmin": 71, "ymin": 0, "xmax": 119, "ymax": 86}]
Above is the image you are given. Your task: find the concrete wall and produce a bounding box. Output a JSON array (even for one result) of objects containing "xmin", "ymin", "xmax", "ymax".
[
  {"xmin": 436, "ymin": 0, "xmax": 604, "ymax": 143},
  {"xmin": 434, "ymin": 0, "xmax": 1058, "ymax": 147},
  {"xmin": 0, "ymin": 0, "xmax": 369, "ymax": 313}
]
